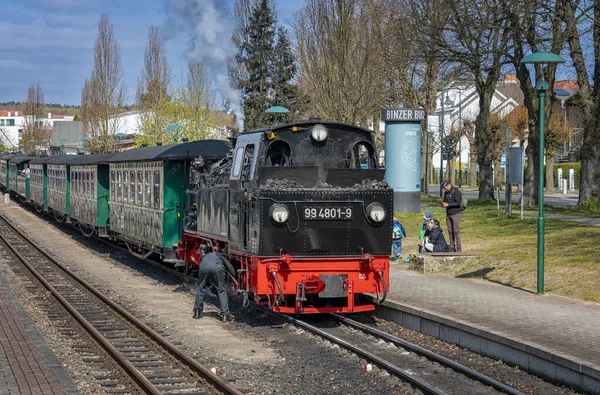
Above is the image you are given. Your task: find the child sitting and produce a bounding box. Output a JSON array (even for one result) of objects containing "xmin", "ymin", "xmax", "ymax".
[{"xmin": 418, "ymin": 210, "xmax": 434, "ymax": 252}]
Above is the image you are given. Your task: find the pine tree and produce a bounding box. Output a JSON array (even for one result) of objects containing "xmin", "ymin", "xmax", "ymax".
[
  {"xmin": 271, "ymin": 26, "xmax": 304, "ymax": 119},
  {"xmin": 237, "ymin": 0, "xmax": 276, "ymax": 130}
]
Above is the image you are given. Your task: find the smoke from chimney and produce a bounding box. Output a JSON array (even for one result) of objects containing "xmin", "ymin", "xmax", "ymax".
[{"xmin": 163, "ymin": 0, "xmax": 244, "ymax": 131}]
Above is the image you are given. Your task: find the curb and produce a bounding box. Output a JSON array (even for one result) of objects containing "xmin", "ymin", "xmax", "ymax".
[{"xmin": 363, "ymin": 294, "xmax": 600, "ymax": 394}]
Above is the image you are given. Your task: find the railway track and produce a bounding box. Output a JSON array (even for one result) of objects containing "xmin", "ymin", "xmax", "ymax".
[
  {"xmin": 0, "ymin": 213, "xmax": 242, "ymax": 395},
  {"xmin": 283, "ymin": 313, "xmax": 525, "ymax": 395}
]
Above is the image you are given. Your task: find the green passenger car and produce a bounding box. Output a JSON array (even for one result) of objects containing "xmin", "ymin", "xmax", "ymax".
[
  {"xmin": 107, "ymin": 140, "xmax": 231, "ymax": 260},
  {"xmin": 67, "ymin": 154, "xmax": 113, "ymax": 236},
  {"xmin": 8, "ymin": 155, "xmax": 34, "ymax": 200},
  {"xmin": 1, "ymin": 153, "xmax": 19, "ymax": 190},
  {"xmin": 28, "ymin": 157, "xmax": 50, "ymax": 211},
  {"xmin": 45, "ymin": 157, "xmax": 71, "ymax": 221}
]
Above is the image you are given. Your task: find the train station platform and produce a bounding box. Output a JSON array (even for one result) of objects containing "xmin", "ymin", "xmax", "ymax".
[
  {"xmin": 367, "ymin": 264, "xmax": 600, "ymax": 393},
  {"xmin": 0, "ymin": 271, "xmax": 80, "ymax": 395}
]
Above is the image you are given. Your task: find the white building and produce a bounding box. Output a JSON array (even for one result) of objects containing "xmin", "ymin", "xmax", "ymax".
[
  {"xmin": 0, "ymin": 110, "xmax": 75, "ymax": 149},
  {"xmin": 428, "ymin": 77, "xmax": 522, "ymax": 172}
]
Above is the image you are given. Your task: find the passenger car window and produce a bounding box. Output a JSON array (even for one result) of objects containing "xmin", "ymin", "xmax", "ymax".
[
  {"xmin": 110, "ymin": 171, "xmax": 115, "ymax": 200},
  {"xmin": 91, "ymin": 171, "xmax": 95, "ymax": 198},
  {"xmin": 123, "ymin": 171, "xmax": 129, "ymax": 202},
  {"xmin": 117, "ymin": 171, "xmax": 122, "ymax": 201},
  {"xmin": 145, "ymin": 171, "xmax": 151, "ymax": 206},
  {"xmin": 130, "ymin": 171, "xmax": 135, "ymax": 204},
  {"xmin": 137, "ymin": 171, "xmax": 142, "ymax": 205},
  {"xmin": 153, "ymin": 170, "xmax": 160, "ymax": 209}
]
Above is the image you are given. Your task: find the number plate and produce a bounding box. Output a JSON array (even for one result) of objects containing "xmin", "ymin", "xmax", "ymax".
[{"xmin": 303, "ymin": 206, "xmax": 354, "ymax": 220}]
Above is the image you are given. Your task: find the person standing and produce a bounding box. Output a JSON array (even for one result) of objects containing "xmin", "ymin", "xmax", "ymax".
[
  {"xmin": 193, "ymin": 251, "xmax": 236, "ymax": 321},
  {"xmin": 442, "ymin": 180, "xmax": 462, "ymax": 252},
  {"xmin": 391, "ymin": 216, "xmax": 407, "ymax": 261}
]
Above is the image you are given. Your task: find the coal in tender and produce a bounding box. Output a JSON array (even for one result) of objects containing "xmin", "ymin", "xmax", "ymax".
[
  {"xmin": 260, "ymin": 178, "xmax": 304, "ymax": 189},
  {"xmin": 352, "ymin": 179, "xmax": 389, "ymax": 190}
]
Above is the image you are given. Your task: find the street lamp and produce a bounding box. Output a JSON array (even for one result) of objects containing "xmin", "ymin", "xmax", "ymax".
[
  {"xmin": 115, "ymin": 133, "xmax": 127, "ymax": 152},
  {"xmin": 81, "ymin": 135, "xmax": 92, "ymax": 153},
  {"xmin": 266, "ymin": 106, "xmax": 290, "ymax": 126},
  {"xmin": 166, "ymin": 124, "xmax": 183, "ymax": 144},
  {"xmin": 58, "ymin": 138, "xmax": 67, "ymax": 155},
  {"xmin": 522, "ymin": 50, "xmax": 565, "ymax": 294}
]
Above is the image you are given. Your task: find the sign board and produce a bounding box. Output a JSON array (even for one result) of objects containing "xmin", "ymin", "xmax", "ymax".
[
  {"xmin": 500, "ymin": 152, "xmax": 506, "ymax": 168},
  {"xmin": 381, "ymin": 108, "xmax": 426, "ymax": 122},
  {"xmin": 508, "ymin": 147, "xmax": 524, "ymax": 184}
]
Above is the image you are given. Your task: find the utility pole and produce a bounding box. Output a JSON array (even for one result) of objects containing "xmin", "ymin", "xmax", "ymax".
[
  {"xmin": 439, "ymin": 86, "xmax": 445, "ymax": 197},
  {"xmin": 505, "ymin": 127, "xmax": 511, "ymax": 216}
]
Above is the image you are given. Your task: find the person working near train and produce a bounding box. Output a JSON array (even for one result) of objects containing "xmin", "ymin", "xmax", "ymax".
[{"xmin": 193, "ymin": 250, "xmax": 236, "ymax": 322}]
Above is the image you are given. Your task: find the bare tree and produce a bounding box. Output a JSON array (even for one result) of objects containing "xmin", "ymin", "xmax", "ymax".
[
  {"xmin": 562, "ymin": 0, "xmax": 600, "ymax": 204},
  {"xmin": 294, "ymin": 0, "xmax": 387, "ymax": 125},
  {"xmin": 81, "ymin": 13, "xmax": 125, "ymax": 153},
  {"xmin": 506, "ymin": 0, "xmax": 565, "ymax": 206},
  {"xmin": 136, "ymin": 25, "xmax": 171, "ymax": 108},
  {"xmin": 22, "ymin": 83, "xmax": 51, "ymax": 154},
  {"xmin": 186, "ymin": 60, "xmax": 216, "ymax": 110}
]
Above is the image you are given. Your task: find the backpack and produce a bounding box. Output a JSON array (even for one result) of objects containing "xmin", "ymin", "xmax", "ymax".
[
  {"xmin": 392, "ymin": 222, "xmax": 403, "ymax": 239},
  {"xmin": 459, "ymin": 189, "xmax": 467, "ymax": 211}
]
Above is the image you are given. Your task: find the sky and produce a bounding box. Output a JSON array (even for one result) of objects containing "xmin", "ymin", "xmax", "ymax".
[{"xmin": 0, "ymin": 0, "xmax": 304, "ymax": 106}]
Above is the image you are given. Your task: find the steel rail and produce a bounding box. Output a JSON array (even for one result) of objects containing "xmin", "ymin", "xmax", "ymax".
[
  {"xmin": 276, "ymin": 313, "xmax": 446, "ymax": 395},
  {"xmin": 330, "ymin": 313, "xmax": 524, "ymax": 395},
  {"xmin": 0, "ymin": 213, "xmax": 243, "ymax": 395}
]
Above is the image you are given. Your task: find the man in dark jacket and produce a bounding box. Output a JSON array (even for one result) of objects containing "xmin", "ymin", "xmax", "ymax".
[
  {"xmin": 193, "ymin": 251, "xmax": 236, "ymax": 321},
  {"xmin": 442, "ymin": 180, "xmax": 462, "ymax": 252}
]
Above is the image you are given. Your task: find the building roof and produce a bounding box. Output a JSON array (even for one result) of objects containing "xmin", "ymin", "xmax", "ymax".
[
  {"xmin": 554, "ymin": 80, "xmax": 579, "ymax": 92},
  {"xmin": 497, "ymin": 78, "xmax": 524, "ymax": 105},
  {"xmin": 0, "ymin": 110, "xmax": 23, "ymax": 117},
  {"xmin": 108, "ymin": 139, "xmax": 232, "ymax": 163}
]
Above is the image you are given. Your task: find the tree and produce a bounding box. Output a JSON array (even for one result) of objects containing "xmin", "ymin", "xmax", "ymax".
[
  {"xmin": 136, "ymin": 90, "xmax": 218, "ymax": 147},
  {"xmin": 506, "ymin": 0, "xmax": 565, "ymax": 206},
  {"xmin": 136, "ymin": 25, "xmax": 171, "ymax": 108},
  {"xmin": 22, "ymin": 83, "xmax": 51, "ymax": 154},
  {"xmin": 271, "ymin": 26, "xmax": 304, "ymax": 117},
  {"xmin": 233, "ymin": 0, "xmax": 276, "ymax": 129},
  {"xmin": 80, "ymin": 14, "xmax": 125, "ymax": 153},
  {"xmin": 439, "ymin": 0, "xmax": 511, "ymax": 201},
  {"xmin": 295, "ymin": 0, "xmax": 387, "ymax": 125},
  {"xmin": 562, "ymin": 0, "xmax": 600, "ymax": 204}
]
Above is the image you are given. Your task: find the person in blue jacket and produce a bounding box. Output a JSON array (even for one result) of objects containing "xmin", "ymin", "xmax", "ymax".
[{"xmin": 392, "ymin": 216, "xmax": 407, "ymax": 261}]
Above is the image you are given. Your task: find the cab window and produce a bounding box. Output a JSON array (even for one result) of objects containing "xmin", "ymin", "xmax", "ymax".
[{"xmin": 231, "ymin": 147, "xmax": 244, "ymax": 178}]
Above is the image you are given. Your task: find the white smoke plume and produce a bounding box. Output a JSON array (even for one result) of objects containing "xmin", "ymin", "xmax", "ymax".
[{"xmin": 163, "ymin": 0, "xmax": 244, "ymax": 131}]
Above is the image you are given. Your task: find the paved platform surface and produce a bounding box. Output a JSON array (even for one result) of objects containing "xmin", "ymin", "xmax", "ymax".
[
  {"xmin": 0, "ymin": 271, "xmax": 79, "ymax": 395},
  {"xmin": 385, "ymin": 264, "xmax": 600, "ymax": 371}
]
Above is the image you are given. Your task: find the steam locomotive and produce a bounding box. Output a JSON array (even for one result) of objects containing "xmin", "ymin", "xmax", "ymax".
[{"xmin": 179, "ymin": 118, "xmax": 393, "ymax": 313}]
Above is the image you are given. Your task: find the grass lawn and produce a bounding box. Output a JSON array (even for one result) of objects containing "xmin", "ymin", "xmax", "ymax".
[{"xmin": 395, "ymin": 194, "xmax": 600, "ymax": 303}]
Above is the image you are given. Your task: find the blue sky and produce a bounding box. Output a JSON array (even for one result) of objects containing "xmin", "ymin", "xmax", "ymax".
[{"xmin": 0, "ymin": 0, "xmax": 304, "ymax": 106}]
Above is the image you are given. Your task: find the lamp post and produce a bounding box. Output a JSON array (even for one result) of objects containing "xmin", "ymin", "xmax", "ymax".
[
  {"xmin": 522, "ymin": 50, "xmax": 565, "ymax": 294},
  {"xmin": 58, "ymin": 138, "xmax": 67, "ymax": 155},
  {"xmin": 439, "ymin": 87, "xmax": 446, "ymax": 196},
  {"xmin": 166, "ymin": 124, "xmax": 183, "ymax": 144},
  {"xmin": 81, "ymin": 135, "xmax": 91, "ymax": 153},
  {"xmin": 266, "ymin": 106, "xmax": 290, "ymax": 126},
  {"xmin": 114, "ymin": 133, "xmax": 127, "ymax": 152}
]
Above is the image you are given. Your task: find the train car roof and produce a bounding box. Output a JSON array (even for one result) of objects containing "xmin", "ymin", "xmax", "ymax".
[
  {"xmin": 107, "ymin": 139, "xmax": 231, "ymax": 163},
  {"xmin": 240, "ymin": 119, "xmax": 373, "ymax": 136},
  {"xmin": 0, "ymin": 152, "xmax": 22, "ymax": 161},
  {"xmin": 8, "ymin": 154, "xmax": 35, "ymax": 165},
  {"xmin": 30, "ymin": 153, "xmax": 116, "ymax": 165}
]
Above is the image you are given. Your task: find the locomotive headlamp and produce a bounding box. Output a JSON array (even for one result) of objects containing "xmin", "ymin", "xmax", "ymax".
[
  {"xmin": 310, "ymin": 124, "xmax": 328, "ymax": 142},
  {"xmin": 270, "ymin": 204, "xmax": 289, "ymax": 223},
  {"xmin": 367, "ymin": 203, "xmax": 386, "ymax": 223}
]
